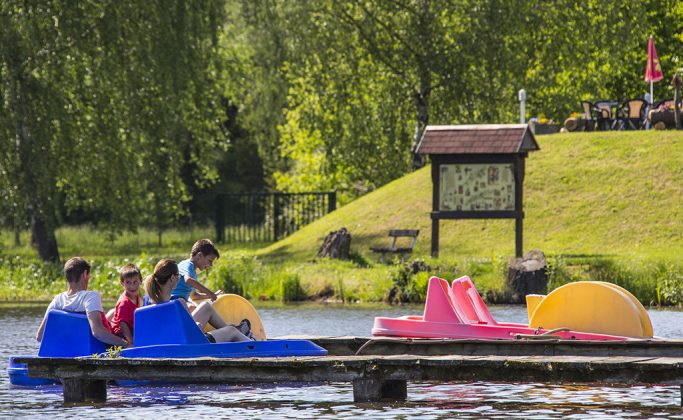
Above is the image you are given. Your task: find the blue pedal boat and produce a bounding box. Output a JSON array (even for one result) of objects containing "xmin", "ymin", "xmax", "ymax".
[{"xmin": 8, "ymin": 300, "xmax": 327, "ymax": 386}]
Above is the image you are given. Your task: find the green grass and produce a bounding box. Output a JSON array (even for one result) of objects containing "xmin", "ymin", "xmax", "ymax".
[{"xmin": 0, "ymin": 225, "xmax": 268, "ymax": 258}]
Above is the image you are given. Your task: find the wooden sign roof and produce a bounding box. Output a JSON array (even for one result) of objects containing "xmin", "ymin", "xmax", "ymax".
[{"xmin": 415, "ymin": 124, "xmax": 540, "ymax": 155}]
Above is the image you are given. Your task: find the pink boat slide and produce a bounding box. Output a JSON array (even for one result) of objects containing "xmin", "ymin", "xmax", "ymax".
[{"xmin": 372, "ymin": 276, "xmax": 638, "ymax": 341}]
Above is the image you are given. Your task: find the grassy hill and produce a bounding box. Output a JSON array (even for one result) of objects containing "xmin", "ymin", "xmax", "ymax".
[{"xmin": 260, "ymin": 130, "xmax": 683, "ymax": 262}]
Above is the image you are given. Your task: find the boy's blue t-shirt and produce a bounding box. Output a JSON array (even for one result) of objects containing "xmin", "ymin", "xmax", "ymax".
[{"xmin": 170, "ymin": 259, "xmax": 196, "ymax": 300}]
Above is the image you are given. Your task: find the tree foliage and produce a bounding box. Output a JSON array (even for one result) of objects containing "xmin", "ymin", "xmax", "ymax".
[
  {"xmin": 2, "ymin": 1, "xmax": 683, "ymax": 260},
  {"xmin": 235, "ymin": 0, "xmax": 683, "ymax": 202},
  {"xmin": 0, "ymin": 1, "xmax": 228, "ymax": 260}
]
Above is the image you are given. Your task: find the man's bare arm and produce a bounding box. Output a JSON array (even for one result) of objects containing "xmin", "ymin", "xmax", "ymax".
[{"xmin": 87, "ymin": 312, "xmax": 130, "ymax": 347}]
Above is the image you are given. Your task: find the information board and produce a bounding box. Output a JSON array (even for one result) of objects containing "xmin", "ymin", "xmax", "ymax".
[{"xmin": 439, "ymin": 163, "xmax": 515, "ymax": 211}]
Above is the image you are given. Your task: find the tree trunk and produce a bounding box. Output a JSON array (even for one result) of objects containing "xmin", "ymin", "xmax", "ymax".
[
  {"xmin": 317, "ymin": 227, "xmax": 351, "ymax": 259},
  {"xmin": 20, "ymin": 122, "xmax": 59, "ymax": 263},
  {"xmin": 30, "ymin": 210, "xmax": 59, "ymax": 263},
  {"xmin": 411, "ymin": 87, "xmax": 429, "ymax": 170},
  {"xmin": 14, "ymin": 220, "xmax": 21, "ymax": 246},
  {"xmin": 505, "ymin": 250, "xmax": 548, "ymax": 304},
  {"xmin": 10, "ymin": 64, "xmax": 60, "ymax": 262}
]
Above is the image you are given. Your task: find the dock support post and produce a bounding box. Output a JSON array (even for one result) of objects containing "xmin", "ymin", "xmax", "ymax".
[
  {"xmin": 62, "ymin": 378, "xmax": 107, "ymax": 403},
  {"xmin": 352, "ymin": 378, "xmax": 407, "ymax": 402}
]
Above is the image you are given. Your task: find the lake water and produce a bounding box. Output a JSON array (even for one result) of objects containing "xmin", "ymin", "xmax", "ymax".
[{"xmin": 2, "ymin": 303, "xmax": 683, "ymax": 419}]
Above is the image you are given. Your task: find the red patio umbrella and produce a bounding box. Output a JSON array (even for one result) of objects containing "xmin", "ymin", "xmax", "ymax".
[{"xmin": 644, "ymin": 35, "xmax": 664, "ymax": 106}]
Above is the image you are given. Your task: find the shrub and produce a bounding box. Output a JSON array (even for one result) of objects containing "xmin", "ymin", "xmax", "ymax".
[
  {"xmin": 279, "ymin": 272, "xmax": 306, "ymax": 302},
  {"xmin": 546, "ymin": 254, "xmax": 576, "ymax": 290},
  {"xmin": 208, "ymin": 254, "xmax": 261, "ymax": 297},
  {"xmin": 585, "ymin": 258, "xmax": 658, "ymax": 305},
  {"xmin": 387, "ymin": 258, "xmax": 432, "ymax": 303},
  {"xmin": 653, "ymin": 262, "xmax": 683, "ymax": 306}
]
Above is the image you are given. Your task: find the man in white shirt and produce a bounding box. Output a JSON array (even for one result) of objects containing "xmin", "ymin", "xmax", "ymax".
[{"xmin": 36, "ymin": 257, "xmax": 130, "ymax": 348}]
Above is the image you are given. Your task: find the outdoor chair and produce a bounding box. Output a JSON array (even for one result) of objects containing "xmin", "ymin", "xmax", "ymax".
[
  {"xmin": 593, "ymin": 100, "xmax": 616, "ymax": 130},
  {"xmin": 580, "ymin": 101, "xmax": 599, "ymax": 131},
  {"xmin": 613, "ymin": 99, "xmax": 647, "ymax": 130},
  {"xmin": 621, "ymin": 99, "xmax": 647, "ymax": 130}
]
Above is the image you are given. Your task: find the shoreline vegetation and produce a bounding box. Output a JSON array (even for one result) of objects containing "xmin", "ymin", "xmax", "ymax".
[
  {"xmin": 1, "ymin": 227, "xmax": 682, "ymax": 308},
  {"xmin": 1, "ymin": 133, "xmax": 682, "ymax": 307}
]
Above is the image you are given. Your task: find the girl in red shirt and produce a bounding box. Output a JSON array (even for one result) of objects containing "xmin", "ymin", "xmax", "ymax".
[{"xmin": 111, "ymin": 264, "xmax": 143, "ymax": 345}]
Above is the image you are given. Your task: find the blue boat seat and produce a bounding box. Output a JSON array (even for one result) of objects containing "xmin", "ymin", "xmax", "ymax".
[
  {"xmin": 38, "ymin": 310, "xmax": 107, "ymax": 357},
  {"xmin": 133, "ymin": 300, "xmax": 209, "ymax": 347}
]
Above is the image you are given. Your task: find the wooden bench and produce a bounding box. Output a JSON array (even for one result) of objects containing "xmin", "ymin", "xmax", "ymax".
[{"xmin": 370, "ymin": 229, "xmax": 419, "ymax": 262}]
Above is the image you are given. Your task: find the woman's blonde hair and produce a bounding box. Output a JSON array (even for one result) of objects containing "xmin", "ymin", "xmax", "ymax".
[{"xmin": 143, "ymin": 258, "xmax": 178, "ymax": 304}]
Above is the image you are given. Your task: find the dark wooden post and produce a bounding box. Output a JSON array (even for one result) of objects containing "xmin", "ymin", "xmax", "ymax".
[
  {"xmin": 515, "ymin": 157, "xmax": 525, "ymax": 258},
  {"xmin": 515, "ymin": 217, "xmax": 523, "ymax": 258},
  {"xmin": 673, "ymin": 74, "xmax": 682, "ymax": 129},
  {"xmin": 328, "ymin": 191, "xmax": 336, "ymax": 213},
  {"xmin": 273, "ymin": 193, "xmax": 280, "ymax": 241},
  {"xmin": 62, "ymin": 378, "xmax": 107, "ymax": 403},
  {"xmin": 431, "ymin": 161, "xmax": 440, "ymax": 257},
  {"xmin": 431, "ymin": 216, "xmax": 439, "ymax": 258}
]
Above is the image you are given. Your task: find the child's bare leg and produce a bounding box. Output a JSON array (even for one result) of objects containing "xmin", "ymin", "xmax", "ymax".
[
  {"xmin": 179, "ymin": 297, "xmax": 196, "ymax": 313},
  {"xmin": 207, "ymin": 326, "xmax": 249, "ymax": 343},
  {"xmin": 192, "ymin": 301, "xmax": 228, "ymax": 329}
]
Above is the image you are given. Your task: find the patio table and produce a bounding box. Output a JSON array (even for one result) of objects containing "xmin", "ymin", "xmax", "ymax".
[{"xmin": 594, "ymin": 101, "xmax": 618, "ymax": 130}]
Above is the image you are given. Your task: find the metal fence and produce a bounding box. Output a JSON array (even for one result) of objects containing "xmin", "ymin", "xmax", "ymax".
[{"xmin": 215, "ymin": 192, "xmax": 336, "ymax": 243}]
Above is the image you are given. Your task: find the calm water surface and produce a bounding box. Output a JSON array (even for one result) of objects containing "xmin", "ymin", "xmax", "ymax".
[{"xmin": 2, "ymin": 304, "xmax": 683, "ymax": 419}]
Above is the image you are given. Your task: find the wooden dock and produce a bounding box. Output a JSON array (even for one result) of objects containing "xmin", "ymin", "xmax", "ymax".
[
  {"xmin": 295, "ymin": 336, "xmax": 683, "ymax": 357},
  {"xmin": 15, "ymin": 350, "xmax": 683, "ymax": 404}
]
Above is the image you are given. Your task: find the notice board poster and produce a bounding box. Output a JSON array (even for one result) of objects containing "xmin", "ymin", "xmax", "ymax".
[{"xmin": 439, "ymin": 163, "xmax": 515, "ymax": 211}]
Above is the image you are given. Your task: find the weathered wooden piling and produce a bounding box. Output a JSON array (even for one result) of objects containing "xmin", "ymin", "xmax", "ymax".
[{"xmin": 62, "ymin": 377, "xmax": 107, "ymax": 403}]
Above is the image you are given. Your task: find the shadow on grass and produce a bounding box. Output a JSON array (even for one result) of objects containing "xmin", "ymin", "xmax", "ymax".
[{"xmin": 550, "ymin": 253, "xmax": 616, "ymax": 259}]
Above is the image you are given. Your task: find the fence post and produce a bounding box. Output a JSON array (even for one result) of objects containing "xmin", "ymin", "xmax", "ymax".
[
  {"xmin": 215, "ymin": 194, "xmax": 225, "ymax": 243},
  {"xmin": 273, "ymin": 193, "xmax": 280, "ymax": 241},
  {"xmin": 328, "ymin": 191, "xmax": 336, "ymax": 213}
]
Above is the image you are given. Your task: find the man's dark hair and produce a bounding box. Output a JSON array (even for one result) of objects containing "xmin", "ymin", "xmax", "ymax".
[
  {"xmin": 190, "ymin": 239, "xmax": 220, "ymax": 259},
  {"xmin": 64, "ymin": 257, "xmax": 91, "ymax": 283}
]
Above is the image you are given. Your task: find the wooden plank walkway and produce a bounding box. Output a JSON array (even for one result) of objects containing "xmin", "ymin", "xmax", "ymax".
[
  {"xmin": 286, "ymin": 336, "xmax": 683, "ymax": 357},
  {"xmin": 15, "ymin": 353, "xmax": 683, "ymax": 404}
]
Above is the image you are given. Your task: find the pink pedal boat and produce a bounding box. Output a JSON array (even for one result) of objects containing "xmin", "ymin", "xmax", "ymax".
[{"xmin": 372, "ymin": 276, "xmax": 631, "ymax": 341}]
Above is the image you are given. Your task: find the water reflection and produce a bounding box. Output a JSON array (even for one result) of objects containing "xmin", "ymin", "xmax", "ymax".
[
  {"xmin": 6, "ymin": 382, "xmax": 683, "ymax": 419},
  {"xmin": 2, "ymin": 303, "xmax": 683, "ymax": 419}
]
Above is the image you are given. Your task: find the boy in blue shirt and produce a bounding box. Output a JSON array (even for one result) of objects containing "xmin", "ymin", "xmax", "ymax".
[{"xmin": 171, "ymin": 239, "xmax": 223, "ymax": 308}]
